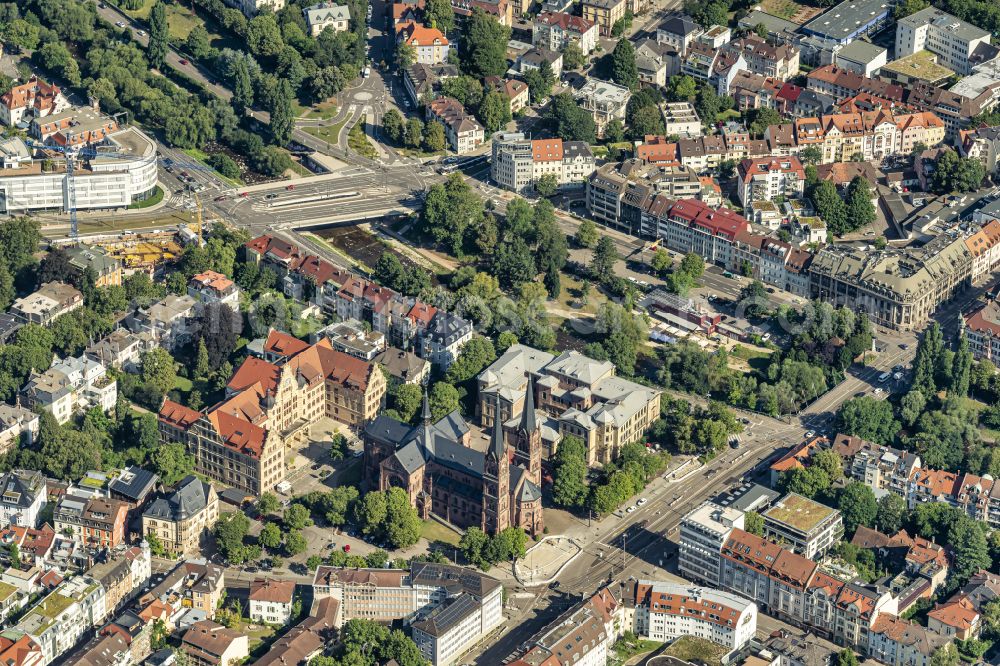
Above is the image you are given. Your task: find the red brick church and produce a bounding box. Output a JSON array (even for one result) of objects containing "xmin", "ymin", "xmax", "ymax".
[{"xmin": 362, "ymin": 382, "xmax": 544, "ymax": 536}]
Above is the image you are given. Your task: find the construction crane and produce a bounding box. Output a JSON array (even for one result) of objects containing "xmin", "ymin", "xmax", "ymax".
[{"xmin": 192, "ymin": 191, "xmax": 204, "ymax": 245}]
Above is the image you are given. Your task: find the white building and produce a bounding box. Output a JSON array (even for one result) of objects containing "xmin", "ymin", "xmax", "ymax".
[
  {"xmin": 425, "ymin": 98, "xmax": 485, "ymax": 154},
  {"xmin": 249, "ymin": 578, "xmax": 296, "ymax": 625},
  {"xmin": 188, "ymin": 270, "xmax": 241, "ymax": 311},
  {"xmin": 574, "ymin": 78, "xmax": 631, "ymax": 138},
  {"xmin": 736, "ymin": 156, "xmax": 806, "ymax": 207},
  {"xmin": 679, "ymin": 502, "xmax": 745, "ymax": 586},
  {"xmin": 303, "ymin": 2, "xmax": 350, "ymax": 36},
  {"xmin": 631, "ymin": 581, "xmax": 758, "ymax": 650},
  {"xmin": 491, "ymin": 132, "xmax": 596, "ymax": 193},
  {"xmin": 0, "ymin": 405, "xmax": 39, "ymax": 456},
  {"xmin": 896, "ymin": 7, "xmax": 994, "ymax": 76},
  {"xmin": 0, "ymin": 78, "xmax": 69, "ymax": 127},
  {"xmin": 0, "ymin": 127, "xmax": 158, "ymax": 215},
  {"xmin": 17, "ymin": 575, "xmax": 107, "ymax": 665},
  {"xmin": 411, "ymin": 582, "xmax": 504, "ymax": 666},
  {"xmin": 21, "ymin": 356, "xmax": 117, "ymax": 425},
  {"xmin": 762, "ymin": 492, "xmax": 844, "ymax": 559},
  {"xmin": 0, "ymin": 470, "xmax": 46, "ymax": 529},
  {"xmin": 663, "ymin": 102, "xmax": 702, "ymax": 138},
  {"xmin": 226, "ymin": 0, "xmax": 285, "ymax": 18},
  {"xmin": 532, "ymin": 12, "xmax": 598, "ymax": 54},
  {"xmin": 10, "ymin": 282, "xmax": 83, "ymax": 326}
]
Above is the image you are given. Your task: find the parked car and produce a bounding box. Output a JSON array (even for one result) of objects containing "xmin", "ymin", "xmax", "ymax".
[{"xmin": 115, "ymin": 21, "xmax": 126, "ymax": 27}]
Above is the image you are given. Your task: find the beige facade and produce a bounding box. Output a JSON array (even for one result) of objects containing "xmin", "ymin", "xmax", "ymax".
[
  {"xmin": 582, "ymin": 0, "xmax": 626, "ymax": 36},
  {"xmin": 142, "ymin": 477, "xmax": 219, "ymax": 557}
]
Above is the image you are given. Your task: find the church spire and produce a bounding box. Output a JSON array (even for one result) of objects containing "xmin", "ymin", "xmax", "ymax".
[
  {"xmin": 519, "ymin": 374, "xmax": 537, "ymax": 434},
  {"xmin": 489, "ymin": 396, "xmax": 505, "ymax": 461},
  {"xmin": 421, "ymin": 387, "xmax": 432, "ymax": 425}
]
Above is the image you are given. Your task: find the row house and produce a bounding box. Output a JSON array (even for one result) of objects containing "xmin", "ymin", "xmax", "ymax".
[
  {"xmin": 52, "ymin": 494, "xmax": 130, "ymax": 549},
  {"xmin": 17, "ymin": 575, "xmax": 108, "ymax": 665},
  {"xmin": 834, "ymin": 433, "xmax": 922, "ymax": 499},
  {"xmin": 964, "ymin": 298, "xmax": 1000, "ymax": 362},
  {"xmin": 531, "ymin": 12, "xmax": 598, "ymax": 54},
  {"xmin": 491, "ymin": 133, "xmax": 596, "ymax": 193},
  {"xmin": 806, "ymin": 65, "xmax": 904, "ymax": 104},
  {"xmin": 718, "ymin": 528, "xmax": 898, "ymax": 652},
  {"xmin": 966, "ymin": 218, "xmax": 1000, "ymax": 284},
  {"xmin": 629, "ymin": 581, "xmax": 758, "ymax": 650},
  {"xmin": 509, "ymin": 587, "xmax": 622, "ymax": 666},
  {"xmin": 906, "ymin": 81, "xmax": 1000, "ymax": 140},
  {"xmin": 137, "ymin": 560, "xmax": 225, "ymax": 632},
  {"xmin": 736, "ymin": 156, "xmax": 806, "ymax": 208}
]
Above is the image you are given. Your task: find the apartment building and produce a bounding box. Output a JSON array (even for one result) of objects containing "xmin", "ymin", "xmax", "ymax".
[
  {"xmin": 398, "ymin": 23, "xmax": 451, "ymax": 64},
  {"xmin": 587, "ymin": 159, "xmax": 702, "ymax": 232},
  {"xmin": 809, "ymin": 235, "xmax": 972, "ymax": 331},
  {"xmin": 679, "ymin": 502, "xmax": 745, "ymax": 586},
  {"xmin": 425, "ymin": 97, "xmax": 485, "ymax": 154},
  {"xmin": 136, "ymin": 559, "xmax": 225, "ymax": 624},
  {"xmin": 960, "ymin": 124, "xmax": 1000, "ymax": 177},
  {"xmin": 635, "ymin": 40, "xmax": 676, "ymax": 88},
  {"xmin": 21, "ymin": 355, "xmax": 117, "ymax": 425},
  {"xmin": 631, "ymin": 581, "xmax": 758, "ymax": 649},
  {"xmin": 663, "ymin": 102, "xmax": 701, "ymax": 137},
  {"xmin": 53, "ymin": 495, "xmax": 130, "ymax": 549},
  {"xmin": 574, "ymin": 78, "xmax": 631, "ymax": 138},
  {"xmin": 964, "ymin": 299, "xmax": 1000, "ymax": 361},
  {"xmin": 0, "ymin": 77, "xmax": 69, "ymax": 127},
  {"xmin": 87, "ymin": 543, "xmax": 151, "ymax": 617},
  {"xmin": 249, "ymin": 578, "xmax": 296, "ymax": 625},
  {"xmin": 314, "ymin": 562, "xmax": 502, "ymax": 664},
  {"xmin": 869, "ymin": 614, "xmax": 951, "ymax": 666},
  {"xmin": 582, "ymin": 0, "xmax": 626, "ymax": 36},
  {"xmin": 18, "ymin": 575, "xmax": 107, "ymax": 665},
  {"xmin": 896, "ymin": 7, "xmax": 993, "ymax": 76},
  {"xmin": 726, "ymin": 36, "xmax": 800, "ymax": 81},
  {"xmin": 253, "ymin": 597, "xmax": 337, "ymax": 666},
  {"xmin": 492, "ymin": 133, "xmax": 596, "ymax": 193},
  {"xmin": 532, "ymin": 12, "xmax": 598, "ymax": 54},
  {"xmin": 10, "ymin": 282, "xmax": 82, "ymax": 326},
  {"xmin": 128, "ymin": 294, "xmax": 197, "ymax": 352},
  {"xmin": 762, "ymin": 493, "xmax": 843, "ymax": 558},
  {"xmin": 736, "ymin": 156, "xmax": 806, "ymax": 207},
  {"xmin": 837, "ymin": 435, "xmax": 922, "ymax": 498},
  {"xmin": 509, "ymin": 588, "xmax": 622, "ymax": 666},
  {"xmin": 0, "ymin": 470, "xmax": 46, "ymax": 529},
  {"xmin": 142, "ymin": 476, "xmax": 219, "ymax": 557},
  {"xmin": 65, "ymin": 245, "xmax": 122, "ymax": 288},
  {"xmin": 478, "ymin": 345, "xmax": 662, "ymax": 466},
  {"xmin": 302, "ymin": 2, "xmax": 350, "ymax": 36}
]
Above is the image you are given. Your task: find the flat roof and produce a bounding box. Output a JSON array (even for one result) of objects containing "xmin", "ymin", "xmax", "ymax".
[
  {"xmin": 763, "ymin": 492, "xmax": 838, "ymax": 533},
  {"xmin": 802, "ymin": 0, "xmax": 890, "ymax": 40},
  {"xmin": 881, "ymin": 50, "xmax": 954, "ymax": 82},
  {"xmin": 836, "ymin": 39, "xmax": 886, "ymax": 64}
]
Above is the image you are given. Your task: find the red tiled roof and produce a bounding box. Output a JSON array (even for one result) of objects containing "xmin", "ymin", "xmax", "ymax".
[
  {"xmin": 159, "ymin": 400, "xmax": 202, "ymax": 430},
  {"xmin": 207, "ymin": 410, "xmax": 265, "ymax": 459},
  {"xmin": 227, "ymin": 357, "xmax": 282, "ymax": 397},
  {"xmin": 532, "ymin": 139, "xmax": 564, "ymax": 162},
  {"xmin": 928, "ymin": 597, "xmax": 979, "ymax": 631},
  {"xmin": 668, "ymin": 199, "xmax": 749, "ymax": 239},
  {"xmin": 264, "ymin": 330, "xmax": 310, "ymax": 358}
]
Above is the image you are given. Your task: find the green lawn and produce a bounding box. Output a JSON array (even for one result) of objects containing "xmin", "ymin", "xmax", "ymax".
[
  {"xmin": 663, "ymin": 636, "xmax": 726, "ymax": 666},
  {"xmin": 166, "ymin": 4, "xmax": 203, "ymax": 40},
  {"xmin": 303, "ymin": 120, "xmax": 347, "ymax": 146},
  {"xmin": 181, "ymin": 148, "xmax": 244, "ymax": 187},
  {"xmin": 173, "ymin": 376, "xmax": 193, "ymax": 392},
  {"xmin": 612, "ymin": 637, "xmax": 662, "ymax": 663},
  {"xmin": 348, "ymin": 118, "xmax": 378, "ymax": 159},
  {"xmin": 421, "ymin": 520, "xmax": 461, "ymax": 547},
  {"xmin": 304, "ymin": 102, "xmax": 339, "ymax": 119},
  {"xmin": 120, "ymin": 0, "xmax": 155, "ymax": 19}
]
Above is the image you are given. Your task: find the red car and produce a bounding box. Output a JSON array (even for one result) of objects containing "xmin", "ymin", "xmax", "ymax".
[
  {"xmin": 286, "ymin": 184, "xmax": 295, "ymax": 190},
  {"xmin": 343, "ymin": 544, "xmax": 351, "ymax": 553},
  {"xmin": 179, "ymin": 58, "xmax": 189, "ymax": 65},
  {"xmin": 240, "ymin": 192, "xmax": 249, "ymax": 198}
]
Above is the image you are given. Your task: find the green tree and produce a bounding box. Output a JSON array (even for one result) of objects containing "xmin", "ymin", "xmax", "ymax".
[
  {"xmin": 396, "ymin": 42, "xmax": 417, "ymax": 69},
  {"xmin": 745, "ymin": 511, "xmax": 764, "ymax": 536},
  {"xmin": 383, "ymin": 108, "xmax": 405, "ymax": 144},
  {"xmin": 913, "ymin": 322, "xmax": 945, "ymax": 395},
  {"xmin": 269, "ymin": 79, "xmax": 295, "ymax": 145},
  {"xmin": 150, "ymin": 443, "xmax": 195, "ymax": 486},
  {"xmin": 931, "ymin": 644, "xmax": 959, "ymax": 666},
  {"xmin": 257, "ymin": 492, "xmax": 280, "ymax": 515},
  {"xmin": 186, "ymin": 25, "xmax": 213, "ymax": 59},
  {"xmin": 285, "ymin": 503, "xmax": 311, "ymax": 530},
  {"xmin": 426, "ymin": 0, "xmax": 456, "ymax": 32},
  {"xmin": 837, "ymin": 649, "xmax": 859, "ymax": 666},
  {"xmin": 429, "ymin": 382, "xmax": 460, "ymax": 420},
  {"xmin": 459, "ymin": 527, "xmax": 490, "ymax": 568},
  {"xmin": 148, "ymin": 2, "xmax": 169, "ymax": 69},
  {"xmin": 548, "ymin": 92, "xmax": 596, "ymax": 143},
  {"xmin": 405, "ymin": 118, "xmax": 425, "ymax": 149},
  {"xmin": 463, "ymin": 10, "xmax": 511, "ymax": 78},
  {"xmin": 478, "ymin": 91, "xmax": 511, "ymax": 133},
  {"xmin": 811, "ymin": 180, "xmax": 847, "ymax": 235},
  {"xmin": 932, "ymin": 148, "xmax": 985, "ymax": 194},
  {"xmin": 590, "ymin": 236, "xmax": 618, "ymax": 283},
  {"xmin": 611, "ymin": 38, "xmax": 638, "ymax": 90},
  {"xmin": 232, "ymin": 59, "xmax": 254, "ymax": 115},
  {"xmin": 393, "ymin": 384, "xmax": 424, "ymax": 423},
  {"xmin": 423, "ymin": 121, "xmax": 447, "ymax": 152},
  {"xmin": 140, "ymin": 348, "xmax": 176, "ymax": 396},
  {"xmin": 837, "ymin": 396, "xmax": 899, "ymax": 446},
  {"xmin": 258, "ymin": 523, "xmax": 281, "ymax": 550},
  {"xmin": 895, "ymin": 0, "xmax": 929, "ymax": 17},
  {"xmin": 384, "ymin": 487, "xmax": 422, "ymax": 548},
  {"xmin": 535, "ymin": 173, "xmax": 558, "ymax": 197},
  {"xmin": 284, "ymin": 530, "xmax": 307, "ymax": 556},
  {"xmin": 952, "ymin": 335, "xmax": 973, "ymax": 397},
  {"xmin": 845, "ymin": 176, "xmax": 876, "ymax": 232},
  {"xmin": 876, "ymin": 494, "xmax": 907, "ymax": 535},
  {"xmin": 2, "ymin": 20, "xmax": 40, "ymax": 52},
  {"xmin": 214, "ymin": 511, "xmax": 252, "ymax": 563},
  {"xmin": 838, "ymin": 482, "xmax": 877, "ymax": 535},
  {"xmin": 576, "ymin": 219, "xmax": 599, "ymax": 248},
  {"xmin": 552, "ymin": 435, "xmax": 588, "ymax": 508},
  {"xmin": 247, "ymin": 14, "xmax": 284, "ymax": 57},
  {"xmin": 446, "ymin": 337, "xmax": 497, "ymax": 384},
  {"xmin": 562, "ymin": 42, "xmax": 585, "ymax": 71},
  {"xmin": 949, "ymin": 515, "xmax": 991, "ymax": 584},
  {"xmin": 665, "ymin": 75, "xmax": 697, "ymax": 102}
]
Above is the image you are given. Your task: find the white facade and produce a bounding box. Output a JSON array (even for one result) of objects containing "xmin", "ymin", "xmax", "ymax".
[
  {"xmin": 633, "ymin": 581, "xmax": 758, "ymax": 650},
  {"xmin": 412, "ymin": 586, "xmax": 503, "ymax": 666},
  {"xmin": 18, "ymin": 576, "xmax": 107, "ymax": 665},
  {"xmin": 532, "ymin": 12, "xmax": 599, "ymax": 54},
  {"xmin": 895, "ymin": 7, "xmax": 992, "ymax": 76},
  {"xmin": 21, "ymin": 356, "xmax": 117, "ymax": 425},
  {"xmin": 491, "ymin": 132, "xmax": 596, "ymax": 193},
  {"xmin": 0, "ymin": 128, "xmax": 158, "ymax": 214},
  {"xmin": 0, "ymin": 471, "xmax": 46, "ymax": 529},
  {"xmin": 250, "ymin": 597, "xmax": 294, "ymax": 625},
  {"xmin": 679, "ymin": 502, "xmax": 745, "ymax": 586},
  {"xmin": 303, "ymin": 2, "xmax": 350, "ymax": 36}
]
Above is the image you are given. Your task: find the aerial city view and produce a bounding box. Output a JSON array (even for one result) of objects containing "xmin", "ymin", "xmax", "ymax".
[{"xmin": 7, "ymin": 0, "xmax": 1000, "ymax": 663}]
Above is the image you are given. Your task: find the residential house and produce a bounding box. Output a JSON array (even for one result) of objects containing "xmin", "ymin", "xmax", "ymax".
[
  {"xmin": 85, "ymin": 328, "xmax": 145, "ymax": 372},
  {"xmin": 574, "ymin": 78, "xmax": 631, "ymax": 138},
  {"xmin": 0, "ymin": 77, "xmax": 69, "ymax": 127},
  {"xmin": 726, "ymin": 36, "xmax": 800, "ymax": 81},
  {"xmin": 127, "ymin": 294, "xmax": 197, "ymax": 352},
  {"xmin": 375, "ymin": 347, "xmax": 431, "ymax": 386},
  {"xmin": 635, "ymin": 40, "xmax": 676, "ymax": 88},
  {"xmin": 0, "ymin": 405, "xmax": 39, "ymax": 456},
  {"xmin": 253, "ymin": 597, "xmax": 337, "ymax": 666},
  {"xmin": 425, "ymin": 97, "xmax": 485, "ymax": 154},
  {"xmin": 630, "ymin": 580, "xmax": 757, "ymax": 649},
  {"xmin": 507, "ymin": 588, "xmax": 622, "ymax": 666},
  {"xmin": 532, "ymin": 12, "xmax": 598, "ymax": 54},
  {"xmin": 181, "ymin": 620, "xmax": 249, "ymax": 666},
  {"xmin": 762, "ymin": 492, "xmax": 843, "ymax": 558},
  {"xmin": 656, "ymin": 14, "xmax": 703, "ymax": 53},
  {"xmin": 53, "ymin": 494, "xmax": 130, "ymax": 549},
  {"xmin": 10, "ymin": 282, "xmax": 83, "ymax": 326},
  {"xmin": 108, "ymin": 466, "xmax": 159, "ymax": 508},
  {"xmin": 249, "ymin": 578, "xmax": 296, "ymax": 625},
  {"xmin": 398, "ymin": 23, "xmax": 450, "ymax": 65},
  {"xmin": 303, "ymin": 2, "xmax": 350, "ymax": 36},
  {"xmin": 0, "ymin": 470, "xmax": 46, "ymax": 529},
  {"xmin": 188, "ymin": 271, "xmax": 241, "ymax": 311},
  {"xmin": 736, "ymin": 156, "xmax": 806, "ymax": 207},
  {"xmin": 492, "ymin": 133, "xmax": 596, "ymax": 193},
  {"xmin": 582, "ymin": 0, "xmax": 626, "ymax": 36},
  {"xmin": 518, "ymin": 47, "xmax": 564, "ymax": 79},
  {"xmin": 404, "ymin": 63, "xmax": 460, "ymax": 104},
  {"xmin": 65, "ymin": 245, "xmax": 122, "ymax": 288},
  {"xmin": 21, "ymin": 355, "xmax": 117, "ymax": 425}
]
